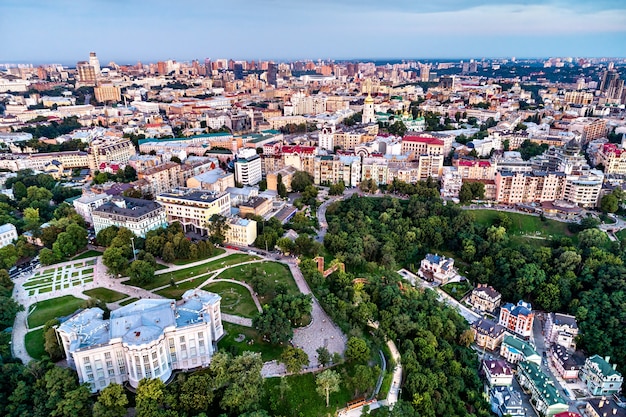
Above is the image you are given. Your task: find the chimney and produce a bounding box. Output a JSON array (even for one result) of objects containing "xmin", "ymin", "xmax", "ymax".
[
  {"xmin": 605, "ymin": 356, "xmax": 611, "ymax": 363},
  {"xmin": 613, "ymin": 364, "xmax": 617, "ymax": 371}
]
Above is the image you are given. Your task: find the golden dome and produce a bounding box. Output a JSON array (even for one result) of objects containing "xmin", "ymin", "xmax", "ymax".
[{"xmin": 365, "ymin": 93, "xmax": 374, "ymax": 104}]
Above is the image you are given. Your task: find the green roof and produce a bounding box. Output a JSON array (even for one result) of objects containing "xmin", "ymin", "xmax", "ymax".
[
  {"xmin": 138, "ymin": 132, "xmax": 232, "ymax": 145},
  {"xmin": 503, "ymin": 334, "xmax": 538, "ymax": 359},
  {"xmin": 588, "ymin": 355, "xmax": 621, "ymax": 378},
  {"xmin": 518, "ymin": 361, "xmax": 566, "ymax": 407}
]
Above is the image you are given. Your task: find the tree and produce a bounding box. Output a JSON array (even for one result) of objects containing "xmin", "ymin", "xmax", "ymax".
[
  {"xmin": 219, "ymin": 352, "xmax": 264, "ymax": 414},
  {"xmin": 12, "ymin": 181, "xmax": 27, "ymax": 201},
  {"xmin": 280, "ymin": 346, "xmax": 309, "ymax": 373},
  {"xmin": 179, "ymin": 374, "xmax": 214, "ymax": 415},
  {"xmin": 102, "ymin": 246, "xmax": 128, "ymax": 276},
  {"xmin": 316, "ymin": 369, "xmax": 341, "ymax": 407},
  {"xmin": 44, "ymin": 319, "xmax": 64, "ymax": 361},
  {"xmin": 347, "ymin": 364, "xmax": 377, "ymax": 397},
  {"xmin": 207, "ymin": 214, "xmax": 229, "ymax": 244},
  {"xmin": 127, "ymin": 260, "xmax": 155, "ymax": 284},
  {"xmin": 0, "ymin": 244, "xmax": 18, "ymax": 270},
  {"xmin": 253, "ymin": 306, "xmax": 293, "ymax": 344},
  {"xmin": 316, "ymin": 346, "xmax": 332, "ymax": 366},
  {"xmin": 39, "ymin": 247, "xmax": 57, "ymax": 265},
  {"xmin": 276, "ymin": 237, "xmax": 296, "ymax": 254},
  {"xmin": 135, "ymin": 378, "xmax": 168, "ymax": 417},
  {"xmin": 277, "ymin": 174, "xmax": 288, "ymax": 198},
  {"xmin": 291, "ymin": 171, "xmax": 314, "ymax": 192},
  {"xmin": 96, "ymin": 226, "xmax": 120, "ymax": 247},
  {"xmin": 161, "ymin": 242, "xmax": 175, "ymax": 263},
  {"xmin": 345, "ymin": 337, "xmax": 370, "ymax": 363},
  {"xmin": 0, "ymin": 295, "xmax": 23, "ymax": 329},
  {"xmin": 93, "ymin": 383, "xmax": 128, "ymax": 417},
  {"xmin": 329, "ymin": 181, "xmax": 346, "ymax": 196},
  {"xmin": 23, "ymin": 207, "xmax": 41, "ymax": 232},
  {"xmin": 600, "ymin": 193, "xmax": 619, "ymax": 213},
  {"xmin": 388, "ymin": 120, "xmax": 407, "ymax": 137}
]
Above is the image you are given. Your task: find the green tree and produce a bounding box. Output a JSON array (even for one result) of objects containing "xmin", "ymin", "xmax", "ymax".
[
  {"xmin": 277, "ymin": 174, "xmax": 288, "ymax": 198},
  {"xmin": 345, "ymin": 337, "xmax": 370, "ymax": 363},
  {"xmin": 179, "ymin": 374, "xmax": 214, "ymax": 415},
  {"xmin": 44, "ymin": 319, "xmax": 64, "ymax": 361},
  {"xmin": 135, "ymin": 378, "xmax": 167, "ymax": 417},
  {"xmin": 219, "ymin": 352, "xmax": 264, "ymax": 414},
  {"xmin": 329, "ymin": 181, "xmax": 346, "ymax": 196},
  {"xmin": 127, "ymin": 260, "xmax": 155, "ymax": 284},
  {"xmin": 207, "ymin": 214, "xmax": 229, "ymax": 244},
  {"xmin": 388, "ymin": 120, "xmax": 407, "ymax": 136},
  {"xmin": 93, "ymin": 383, "xmax": 128, "ymax": 417},
  {"xmin": 0, "ymin": 244, "xmax": 19, "ymax": 270},
  {"xmin": 12, "ymin": 181, "xmax": 27, "ymax": 201},
  {"xmin": 0, "ymin": 295, "xmax": 23, "ymax": 329},
  {"xmin": 96, "ymin": 226, "xmax": 120, "ymax": 247},
  {"xmin": 291, "ymin": 171, "xmax": 314, "ymax": 192},
  {"xmin": 39, "ymin": 247, "xmax": 57, "ymax": 265},
  {"xmin": 102, "ymin": 246, "xmax": 128, "ymax": 276},
  {"xmin": 316, "ymin": 346, "xmax": 332, "ymax": 366},
  {"xmin": 600, "ymin": 193, "xmax": 619, "ymax": 213},
  {"xmin": 23, "ymin": 207, "xmax": 41, "ymax": 231},
  {"xmin": 280, "ymin": 346, "xmax": 309, "ymax": 373},
  {"xmin": 161, "ymin": 242, "xmax": 175, "ymax": 263},
  {"xmin": 316, "ymin": 369, "xmax": 341, "ymax": 407},
  {"xmin": 51, "ymin": 385, "xmax": 91, "ymax": 417},
  {"xmin": 253, "ymin": 306, "xmax": 293, "ymax": 344},
  {"xmin": 276, "ymin": 237, "xmax": 296, "ymax": 254}
]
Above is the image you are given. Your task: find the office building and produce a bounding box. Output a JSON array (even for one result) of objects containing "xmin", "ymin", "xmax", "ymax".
[
  {"xmin": 156, "ymin": 190, "xmax": 231, "ymax": 235},
  {"xmin": 92, "ymin": 197, "xmax": 167, "ymax": 237}
]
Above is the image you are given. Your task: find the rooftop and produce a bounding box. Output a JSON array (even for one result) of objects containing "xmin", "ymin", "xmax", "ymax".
[
  {"xmin": 518, "ymin": 360, "xmax": 567, "ymax": 407},
  {"xmin": 93, "ymin": 197, "xmax": 163, "ymax": 218},
  {"xmin": 502, "ymin": 334, "xmax": 539, "ymax": 359}
]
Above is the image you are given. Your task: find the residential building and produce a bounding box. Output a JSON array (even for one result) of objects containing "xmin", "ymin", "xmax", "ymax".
[
  {"xmin": 472, "ymin": 318, "xmax": 507, "ymax": 351},
  {"xmin": 585, "ymin": 397, "xmax": 626, "ymax": 417},
  {"xmin": 361, "ymin": 157, "xmax": 389, "ymax": 186},
  {"xmin": 418, "ymin": 253, "xmax": 456, "ymax": 284},
  {"xmin": 400, "ymin": 135, "xmax": 444, "ymax": 158},
  {"xmin": 563, "ymin": 171, "xmax": 604, "ymax": 207},
  {"xmin": 440, "ymin": 167, "xmax": 463, "ymax": 199},
  {"xmin": 483, "ymin": 359, "xmax": 514, "ymax": 387},
  {"xmin": 517, "ymin": 361, "xmax": 569, "ymax": 417},
  {"xmin": 73, "ymin": 193, "xmax": 113, "ymax": 224},
  {"xmin": 500, "ymin": 334, "xmax": 541, "ymax": 365},
  {"xmin": 186, "ymin": 169, "xmax": 235, "ymax": 193},
  {"xmin": 267, "ymin": 165, "xmax": 297, "ymax": 192},
  {"xmin": 454, "ymin": 158, "xmax": 497, "ymax": 180},
  {"xmin": 138, "ymin": 162, "xmax": 182, "ymax": 197},
  {"xmin": 94, "ymin": 84, "xmax": 121, "ymax": 103},
  {"xmin": 234, "ymin": 149, "xmax": 262, "ymax": 186},
  {"xmin": 24, "ymin": 151, "xmax": 90, "ymax": 171},
  {"xmin": 88, "ymin": 137, "xmax": 136, "ymax": 172},
  {"xmin": 239, "ymin": 197, "xmax": 272, "ymax": 218},
  {"xmin": 468, "ymin": 284, "xmax": 502, "ymax": 313},
  {"xmin": 549, "ymin": 344, "xmax": 585, "ymax": 381},
  {"xmin": 545, "ymin": 312, "xmax": 578, "ymax": 351},
  {"xmin": 489, "ymin": 386, "xmax": 525, "ymax": 417},
  {"xmin": 596, "ymin": 143, "xmax": 626, "ymax": 175},
  {"xmin": 0, "ymin": 223, "xmax": 18, "ymax": 248},
  {"xmin": 494, "ymin": 171, "xmax": 566, "ymax": 205},
  {"xmin": 580, "ymin": 355, "xmax": 624, "ymax": 396},
  {"xmin": 224, "ymin": 217, "xmax": 257, "ymax": 246},
  {"xmin": 92, "ymin": 197, "xmax": 167, "ymax": 238},
  {"xmin": 56, "ymin": 289, "xmax": 223, "ymax": 392},
  {"xmin": 498, "ymin": 300, "xmax": 534, "ymax": 338},
  {"xmin": 156, "ymin": 190, "xmax": 231, "ymax": 236}
]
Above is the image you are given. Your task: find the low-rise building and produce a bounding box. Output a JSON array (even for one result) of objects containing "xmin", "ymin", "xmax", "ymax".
[
  {"xmin": 498, "ymin": 300, "xmax": 534, "ymax": 338},
  {"xmin": 472, "ymin": 318, "xmax": 507, "ymax": 351},
  {"xmin": 73, "ymin": 193, "xmax": 113, "ymax": 224},
  {"xmin": 267, "ymin": 165, "xmax": 297, "ymax": 192},
  {"xmin": 0, "ymin": 223, "xmax": 18, "ymax": 249},
  {"xmin": 500, "ymin": 334, "xmax": 541, "ymax": 365},
  {"xmin": 468, "ymin": 284, "xmax": 502, "ymax": 313},
  {"xmin": 585, "ymin": 397, "xmax": 626, "ymax": 417},
  {"xmin": 224, "ymin": 217, "xmax": 257, "ymax": 246},
  {"xmin": 239, "ymin": 197, "xmax": 272, "ymax": 218},
  {"xmin": 92, "ymin": 197, "xmax": 167, "ymax": 238},
  {"xmin": 545, "ymin": 312, "xmax": 578, "ymax": 351},
  {"xmin": 549, "ymin": 344, "xmax": 585, "ymax": 381},
  {"xmin": 56, "ymin": 289, "xmax": 223, "ymax": 392},
  {"xmin": 418, "ymin": 253, "xmax": 456, "ymax": 285},
  {"xmin": 186, "ymin": 169, "xmax": 235, "ymax": 193},
  {"xmin": 517, "ymin": 361, "xmax": 569, "ymax": 417},
  {"xmin": 483, "ymin": 359, "xmax": 514, "ymax": 387},
  {"xmin": 489, "ymin": 386, "xmax": 525, "ymax": 417},
  {"xmin": 581, "ymin": 355, "xmax": 624, "ymax": 396}
]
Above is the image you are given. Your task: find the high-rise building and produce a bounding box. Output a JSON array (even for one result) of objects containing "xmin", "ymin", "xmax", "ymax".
[
  {"xmin": 267, "ymin": 63, "xmax": 277, "ymax": 87},
  {"xmin": 599, "ymin": 69, "xmax": 624, "ymax": 102},
  {"xmin": 89, "ymin": 52, "xmax": 101, "ymax": 76},
  {"xmin": 419, "ymin": 63, "xmax": 431, "ymax": 82},
  {"xmin": 234, "ymin": 63, "xmax": 243, "ymax": 80},
  {"xmin": 234, "ymin": 148, "xmax": 262, "ymax": 185},
  {"xmin": 76, "ymin": 61, "xmax": 96, "ymax": 84}
]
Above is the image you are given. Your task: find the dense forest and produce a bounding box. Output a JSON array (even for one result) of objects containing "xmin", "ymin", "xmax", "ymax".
[{"xmin": 322, "ymin": 180, "xmax": 626, "ymax": 380}]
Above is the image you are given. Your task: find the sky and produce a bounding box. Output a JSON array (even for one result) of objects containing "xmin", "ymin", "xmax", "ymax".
[{"xmin": 1, "ymin": 0, "xmax": 625, "ymax": 64}]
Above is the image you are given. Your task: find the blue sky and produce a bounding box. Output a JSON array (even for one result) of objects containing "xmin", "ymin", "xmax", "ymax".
[{"xmin": 1, "ymin": 0, "xmax": 625, "ymax": 64}]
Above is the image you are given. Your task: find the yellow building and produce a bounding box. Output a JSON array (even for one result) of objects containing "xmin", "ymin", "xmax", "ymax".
[
  {"xmin": 156, "ymin": 190, "xmax": 231, "ymax": 235},
  {"xmin": 94, "ymin": 84, "xmax": 122, "ymax": 103},
  {"xmin": 224, "ymin": 217, "xmax": 257, "ymax": 246}
]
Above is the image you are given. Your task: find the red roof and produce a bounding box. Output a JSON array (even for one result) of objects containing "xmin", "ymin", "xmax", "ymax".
[
  {"xmin": 281, "ymin": 145, "xmax": 316, "ymax": 155},
  {"xmin": 402, "ymin": 135, "xmax": 444, "ymax": 145},
  {"xmin": 603, "ymin": 143, "xmax": 624, "ymax": 157},
  {"xmin": 456, "ymin": 159, "xmax": 491, "ymax": 168},
  {"xmin": 554, "ymin": 413, "xmax": 581, "ymax": 417}
]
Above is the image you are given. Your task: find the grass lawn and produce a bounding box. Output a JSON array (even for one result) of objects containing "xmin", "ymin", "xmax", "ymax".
[
  {"xmin": 155, "ymin": 263, "xmax": 169, "ymax": 271},
  {"xmin": 219, "ymin": 322, "xmax": 284, "ymax": 362},
  {"xmin": 261, "ymin": 365, "xmax": 353, "ymax": 417},
  {"xmin": 172, "ymin": 248, "xmax": 226, "ymax": 265},
  {"xmin": 39, "ymin": 287, "xmax": 52, "ymax": 294},
  {"xmin": 119, "ymin": 297, "xmax": 139, "ymax": 306},
  {"xmin": 71, "ymin": 250, "xmax": 103, "ymax": 260},
  {"xmin": 83, "ymin": 268, "xmax": 94, "ymax": 274},
  {"xmin": 126, "ymin": 254, "xmax": 258, "ymax": 290},
  {"xmin": 216, "ymin": 261, "xmax": 298, "ymax": 304},
  {"xmin": 441, "ymin": 281, "xmax": 473, "ymax": 301},
  {"xmin": 202, "ymin": 281, "xmax": 259, "ymax": 318},
  {"xmin": 23, "ymin": 277, "xmax": 53, "ymax": 288},
  {"xmin": 83, "ymin": 287, "xmax": 127, "ymax": 303},
  {"xmin": 616, "ymin": 228, "xmax": 626, "ymax": 242},
  {"xmin": 469, "ymin": 210, "xmax": 577, "ymax": 241},
  {"xmin": 25, "ymin": 329, "xmax": 46, "ymax": 360},
  {"xmin": 378, "ymin": 371, "xmax": 393, "ymax": 400},
  {"xmin": 28, "ymin": 295, "xmax": 85, "ymax": 328},
  {"xmin": 155, "ymin": 276, "xmax": 208, "ymax": 299}
]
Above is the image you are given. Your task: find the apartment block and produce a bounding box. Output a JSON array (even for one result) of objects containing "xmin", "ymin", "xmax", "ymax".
[
  {"xmin": 498, "ymin": 300, "xmax": 534, "ymax": 338},
  {"xmin": 156, "ymin": 190, "xmax": 231, "ymax": 235},
  {"xmin": 88, "ymin": 137, "xmax": 136, "ymax": 172},
  {"xmin": 138, "ymin": 162, "xmax": 182, "ymax": 197},
  {"xmin": 495, "ymin": 171, "xmax": 566, "ymax": 205}
]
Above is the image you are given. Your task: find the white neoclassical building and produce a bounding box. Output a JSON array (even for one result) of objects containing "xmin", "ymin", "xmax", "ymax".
[{"xmin": 56, "ymin": 289, "xmax": 223, "ymax": 392}]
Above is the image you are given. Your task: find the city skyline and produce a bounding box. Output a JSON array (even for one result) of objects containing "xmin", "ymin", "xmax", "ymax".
[{"xmin": 1, "ymin": 0, "xmax": 625, "ymax": 64}]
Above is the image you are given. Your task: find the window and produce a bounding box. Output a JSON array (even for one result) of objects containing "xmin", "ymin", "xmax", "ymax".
[
  {"xmin": 171, "ymin": 353, "xmax": 177, "ymax": 362},
  {"xmin": 119, "ymin": 366, "xmax": 126, "ymax": 374},
  {"xmin": 169, "ymin": 338, "xmax": 175, "ymax": 348},
  {"xmin": 83, "ymin": 357, "xmax": 90, "ymax": 364},
  {"xmin": 108, "ymin": 369, "xmax": 115, "ymax": 377},
  {"xmin": 179, "ymin": 336, "xmax": 185, "ymax": 343},
  {"xmin": 106, "ymin": 360, "xmax": 113, "ymax": 368},
  {"xmin": 87, "ymin": 373, "xmax": 94, "ymax": 381},
  {"xmin": 190, "ymin": 347, "xmax": 197, "ymax": 357},
  {"xmin": 104, "ymin": 352, "xmax": 111, "ymax": 359}
]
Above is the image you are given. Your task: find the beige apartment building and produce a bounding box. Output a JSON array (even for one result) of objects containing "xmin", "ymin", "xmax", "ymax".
[
  {"xmin": 495, "ymin": 171, "xmax": 566, "ymax": 205},
  {"xmin": 138, "ymin": 162, "xmax": 182, "ymax": 197},
  {"xmin": 88, "ymin": 137, "xmax": 136, "ymax": 171},
  {"xmin": 400, "ymin": 136, "xmax": 444, "ymax": 158},
  {"xmin": 156, "ymin": 190, "xmax": 231, "ymax": 235},
  {"xmin": 94, "ymin": 84, "xmax": 122, "ymax": 103}
]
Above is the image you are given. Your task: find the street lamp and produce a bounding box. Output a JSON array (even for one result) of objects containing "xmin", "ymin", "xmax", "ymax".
[{"xmin": 130, "ymin": 237, "xmax": 137, "ymax": 261}]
